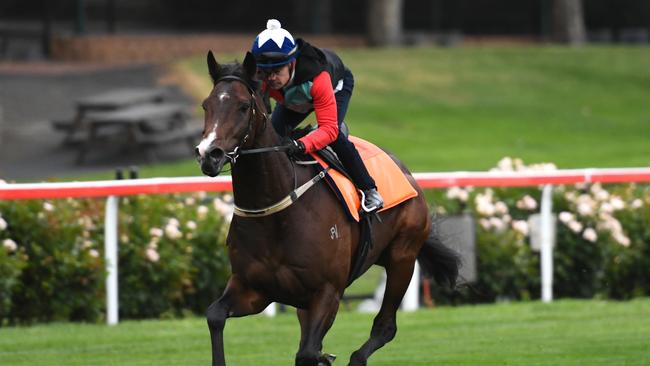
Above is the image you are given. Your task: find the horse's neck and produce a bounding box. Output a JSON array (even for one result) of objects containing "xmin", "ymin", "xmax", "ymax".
[{"xmin": 231, "ymin": 121, "xmax": 296, "ymax": 209}]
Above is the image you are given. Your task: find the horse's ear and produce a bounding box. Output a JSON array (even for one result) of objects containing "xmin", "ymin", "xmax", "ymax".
[
  {"xmin": 243, "ymin": 51, "xmax": 257, "ymax": 80},
  {"xmin": 207, "ymin": 50, "xmax": 220, "ymax": 84}
]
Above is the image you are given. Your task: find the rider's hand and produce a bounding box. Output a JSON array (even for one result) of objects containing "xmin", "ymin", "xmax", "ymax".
[{"xmin": 281, "ymin": 138, "xmax": 306, "ymax": 156}]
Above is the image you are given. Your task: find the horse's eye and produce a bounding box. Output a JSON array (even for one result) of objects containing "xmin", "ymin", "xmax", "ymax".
[{"xmin": 239, "ymin": 104, "xmax": 250, "ymax": 114}]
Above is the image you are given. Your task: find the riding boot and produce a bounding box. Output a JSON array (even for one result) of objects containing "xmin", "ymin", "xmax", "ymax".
[
  {"xmin": 330, "ymin": 134, "xmax": 384, "ymax": 213},
  {"xmin": 360, "ymin": 187, "xmax": 384, "ymax": 213}
]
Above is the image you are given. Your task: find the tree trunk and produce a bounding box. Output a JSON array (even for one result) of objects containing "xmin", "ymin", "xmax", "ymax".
[
  {"xmin": 367, "ymin": 0, "xmax": 404, "ymax": 47},
  {"xmin": 551, "ymin": 0, "xmax": 586, "ymax": 45}
]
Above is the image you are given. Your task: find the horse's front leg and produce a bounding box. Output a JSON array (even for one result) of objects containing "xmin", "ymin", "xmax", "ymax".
[
  {"xmin": 296, "ymin": 284, "xmax": 341, "ymax": 366},
  {"xmin": 206, "ymin": 275, "xmax": 270, "ymax": 366}
]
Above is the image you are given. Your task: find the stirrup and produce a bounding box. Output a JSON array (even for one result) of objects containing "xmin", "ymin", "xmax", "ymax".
[{"xmin": 360, "ymin": 189, "xmax": 383, "ymax": 213}]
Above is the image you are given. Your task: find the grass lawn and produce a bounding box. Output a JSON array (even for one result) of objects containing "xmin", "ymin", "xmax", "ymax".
[
  {"xmin": 1, "ymin": 299, "xmax": 649, "ymax": 365},
  {"xmin": 71, "ymin": 45, "xmax": 648, "ymax": 181},
  {"xmin": 55, "ymin": 46, "xmax": 650, "ymax": 181}
]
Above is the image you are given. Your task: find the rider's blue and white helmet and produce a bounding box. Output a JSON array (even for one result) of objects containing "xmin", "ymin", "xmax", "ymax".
[{"xmin": 251, "ymin": 19, "xmax": 298, "ymax": 68}]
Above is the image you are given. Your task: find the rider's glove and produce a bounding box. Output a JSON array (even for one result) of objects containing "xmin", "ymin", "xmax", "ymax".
[{"xmin": 281, "ymin": 138, "xmax": 305, "ymax": 156}]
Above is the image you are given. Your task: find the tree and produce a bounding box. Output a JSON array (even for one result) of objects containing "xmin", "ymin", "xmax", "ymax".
[
  {"xmin": 367, "ymin": 0, "xmax": 404, "ymax": 47},
  {"xmin": 551, "ymin": 0, "xmax": 587, "ymax": 45}
]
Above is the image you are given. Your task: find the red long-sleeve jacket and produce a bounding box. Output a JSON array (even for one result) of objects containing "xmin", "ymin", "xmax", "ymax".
[{"xmin": 266, "ymin": 71, "xmax": 338, "ymax": 153}]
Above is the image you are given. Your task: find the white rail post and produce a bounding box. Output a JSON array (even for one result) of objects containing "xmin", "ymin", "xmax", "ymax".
[
  {"xmin": 540, "ymin": 185, "xmax": 554, "ymax": 303},
  {"xmin": 262, "ymin": 303, "xmax": 277, "ymax": 317},
  {"xmin": 401, "ymin": 262, "xmax": 420, "ymax": 311},
  {"xmin": 105, "ymin": 195, "xmax": 119, "ymax": 325}
]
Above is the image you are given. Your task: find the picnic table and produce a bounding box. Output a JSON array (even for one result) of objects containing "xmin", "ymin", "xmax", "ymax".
[{"xmin": 51, "ymin": 88, "xmax": 203, "ymax": 164}]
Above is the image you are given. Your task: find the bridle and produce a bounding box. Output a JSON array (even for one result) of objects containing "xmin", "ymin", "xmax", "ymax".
[
  {"xmin": 214, "ymin": 75, "xmax": 301, "ymax": 163},
  {"xmin": 213, "ymin": 75, "xmax": 262, "ymax": 165},
  {"xmin": 210, "ymin": 75, "xmax": 329, "ymax": 218}
]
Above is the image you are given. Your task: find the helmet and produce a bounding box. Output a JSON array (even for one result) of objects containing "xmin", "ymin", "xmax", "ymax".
[{"xmin": 251, "ymin": 19, "xmax": 297, "ymax": 68}]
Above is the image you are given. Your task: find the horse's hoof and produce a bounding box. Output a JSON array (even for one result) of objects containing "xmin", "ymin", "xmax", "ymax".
[
  {"xmin": 318, "ymin": 353, "xmax": 336, "ymax": 365},
  {"xmin": 348, "ymin": 351, "xmax": 366, "ymax": 366}
]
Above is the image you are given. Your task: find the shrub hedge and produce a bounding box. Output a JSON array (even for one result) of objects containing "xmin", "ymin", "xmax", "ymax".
[
  {"xmin": 1, "ymin": 158, "xmax": 649, "ymax": 324},
  {"xmin": 0, "ymin": 193, "xmax": 231, "ymax": 325},
  {"xmin": 429, "ymin": 158, "xmax": 650, "ymax": 304}
]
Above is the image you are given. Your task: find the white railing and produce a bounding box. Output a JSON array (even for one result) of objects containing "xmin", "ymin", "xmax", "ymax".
[{"xmin": 3, "ymin": 167, "xmax": 650, "ymax": 324}]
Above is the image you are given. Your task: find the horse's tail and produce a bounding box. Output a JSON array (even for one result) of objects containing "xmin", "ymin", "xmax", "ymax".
[{"xmin": 417, "ymin": 218, "xmax": 461, "ymax": 288}]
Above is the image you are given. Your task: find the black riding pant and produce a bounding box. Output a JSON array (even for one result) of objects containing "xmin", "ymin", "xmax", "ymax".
[{"xmin": 271, "ymin": 69, "xmax": 376, "ymax": 191}]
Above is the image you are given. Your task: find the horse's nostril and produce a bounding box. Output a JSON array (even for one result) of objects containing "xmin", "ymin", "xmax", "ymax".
[{"xmin": 207, "ymin": 147, "xmax": 225, "ymax": 161}]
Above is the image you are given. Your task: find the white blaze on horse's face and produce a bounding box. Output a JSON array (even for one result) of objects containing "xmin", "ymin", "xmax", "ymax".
[
  {"xmin": 218, "ymin": 92, "xmax": 230, "ymax": 102},
  {"xmin": 197, "ymin": 90, "xmax": 230, "ymax": 159},
  {"xmin": 197, "ymin": 131, "xmax": 217, "ymax": 158}
]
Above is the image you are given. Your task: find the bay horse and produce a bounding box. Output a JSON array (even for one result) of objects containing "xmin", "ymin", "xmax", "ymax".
[{"xmin": 195, "ymin": 51, "xmax": 460, "ymax": 366}]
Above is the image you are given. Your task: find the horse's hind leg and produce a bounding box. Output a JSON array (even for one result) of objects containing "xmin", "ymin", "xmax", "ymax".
[
  {"xmin": 295, "ymin": 284, "xmax": 341, "ymax": 366},
  {"xmin": 348, "ymin": 254, "xmax": 416, "ymax": 366},
  {"xmin": 206, "ymin": 275, "xmax": 270, "ymax": 366}
]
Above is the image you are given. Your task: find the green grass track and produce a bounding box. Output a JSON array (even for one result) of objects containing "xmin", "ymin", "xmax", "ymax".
[{"xmin": 1, "ymin": 299, "xmax": 649, "ymax": 365}]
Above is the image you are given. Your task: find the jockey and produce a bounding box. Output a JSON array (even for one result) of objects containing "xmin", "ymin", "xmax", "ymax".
[{"xmin": 251, "ymin": 19, "xmax": 384, "ymax": 213}]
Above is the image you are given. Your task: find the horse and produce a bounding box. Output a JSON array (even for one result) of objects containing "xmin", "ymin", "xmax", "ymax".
[{"xmin": 195, "ymin": 50, "xmax": 460, "ymax": 366}]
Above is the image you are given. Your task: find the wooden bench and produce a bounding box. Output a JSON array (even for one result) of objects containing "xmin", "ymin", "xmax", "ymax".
[
  {"xmin": 75, "ymin": 102, "xmax": 197, "ymax": 164},
  {"xmin": 51, "ymin": 88, "xmax": 168, "ymax": 145}
]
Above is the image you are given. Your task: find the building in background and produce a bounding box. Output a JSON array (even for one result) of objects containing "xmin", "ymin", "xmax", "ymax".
[{"xmin": 1, "ymin": 0, "xmax": 648, "ymax": 61}]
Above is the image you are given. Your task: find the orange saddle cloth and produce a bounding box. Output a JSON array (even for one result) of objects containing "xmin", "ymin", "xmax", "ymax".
[{"xmin": 311, "ymin": 136, "xmax": 419, "ymax": 222}]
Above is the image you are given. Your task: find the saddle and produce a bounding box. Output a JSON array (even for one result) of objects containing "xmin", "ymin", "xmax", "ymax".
[{"xmin": 292, "ymin": 125, "xmax": 418, "ymax": 222}]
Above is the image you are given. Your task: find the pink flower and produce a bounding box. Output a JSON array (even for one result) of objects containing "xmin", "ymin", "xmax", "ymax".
[
  {"xmin": 145, "ymin": 247, "xmax": 160, "ymax": 262},
  {"xmin": 165, "ymin": 224, "xmax": 183, "ymax": 240},
  {"xmin": 577, "ymin": 202, "xmax": 594, "ymax": 216},
  {"xmin": 197, "ymin": 205, "xmax": 209, "ymax": 220},
  {"xmin": 568, "ymin": 220, "xmax": 583, "ymax": 233},
  {"xmin": 599, "ymin": 202, "xmax": 614, "ymax": 214},
  {"xmin": 489, "ymin": 217, "xmax": 506, "ymax": 232},
  {"xmin": 582, "ymin": 228, "xmax": 597, "ymax": 243},
  {"xmin": 494, "ymin": 201, "xmax": 509, "ymax": 215},
  {"xmin": 511, "ymin": 220, "xmax": 529, "ymax": 236},
  {"xmin": 496, "ymin": 157, "xmax": 514, "ymax": 172},
  {"xmin": 149, "ymin": 227, "xmax": 164, "ymax": 238},
  {"xmin": 479, "ymin": 218, "xmax": 491, "ymax": 230},
  {"xmin": 446, "ymin": 187, "xmax": 469, "ymax": 202},
  {"xmin": 214, "ymin": 198, "xmax": 234, "ymax": 221},
  {"xmin": 3, "ymin": 238, "xmax": 17, "ymax": 252},
  {"xmin": 612, "ymin": 232, "xmax": 631, "ymax": 247},
  {"xmin": 559, "ymin": 211, "xmax": 574, "ymax": 224},
  {"xmin": 186, "ymin": 220, "xmax": 197, "ymax": 231},
  {"xmin": 516, "ymin": 195, "xmax": 537, "ymax": 211},
  {"xmin": 609, "ymin": 197, "xmax": 625, "ymax": 210},
  {"xmin": 475, "ymin": 192, "xmax": 495, "ymax": 216}
]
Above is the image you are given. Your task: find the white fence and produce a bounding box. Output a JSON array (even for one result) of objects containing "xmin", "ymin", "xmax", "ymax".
[{"xmin": 3, "ymin": 167, "xmax": 650, "ymax": 324}]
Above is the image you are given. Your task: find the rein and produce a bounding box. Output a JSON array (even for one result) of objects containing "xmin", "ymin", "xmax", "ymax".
[{"xmin": 214, "ymin": 75, "xmax": 326, "ymax": 218}]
